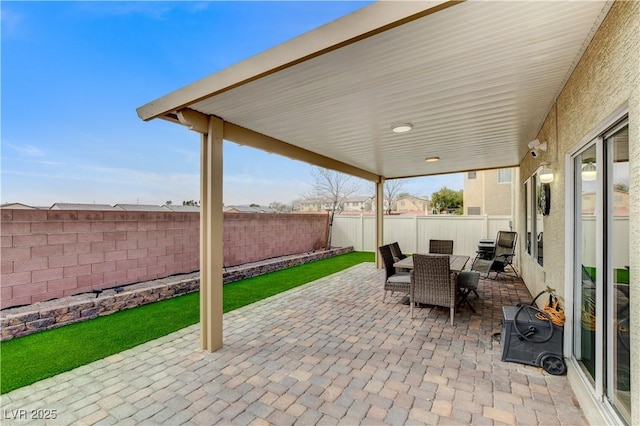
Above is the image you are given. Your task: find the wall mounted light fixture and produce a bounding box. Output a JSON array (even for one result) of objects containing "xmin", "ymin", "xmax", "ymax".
[{"xmin": 539, "ymin": 163, "xmax": 554, "ymax": 183}]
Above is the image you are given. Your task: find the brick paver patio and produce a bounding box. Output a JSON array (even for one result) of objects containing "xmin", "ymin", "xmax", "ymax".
[{"xmin": 0, "ymin": 263, "xmax": 586, "ymax": 425}]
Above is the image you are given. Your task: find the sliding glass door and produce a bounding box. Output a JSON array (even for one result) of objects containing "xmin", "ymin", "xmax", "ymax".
[
  {"xmin": 574, "ymin": 145, "xmax": 598, "ymax": 382},
  {"xmin": 572, "ymin": 119, "xmax": 630, "ymax": 424},
  {"xmin": 606, "ymin": 124, "xmax": 630, "ymax": 422}
]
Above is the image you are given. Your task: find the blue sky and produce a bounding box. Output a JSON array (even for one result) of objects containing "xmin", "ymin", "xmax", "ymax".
[{"xmin": 1, "ymin": 1, "xmax": 462, "ymax": 208}]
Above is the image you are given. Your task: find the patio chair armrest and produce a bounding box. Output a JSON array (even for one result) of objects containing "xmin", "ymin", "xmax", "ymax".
[{"xmin": 495, "ymin": 253, "xmax": 514, "ymax": 261}]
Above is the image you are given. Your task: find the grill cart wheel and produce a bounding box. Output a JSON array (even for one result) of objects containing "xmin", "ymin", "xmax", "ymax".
[{"xmin": 541, "ymin": 354, "xmax": 566, "ymax": 375}]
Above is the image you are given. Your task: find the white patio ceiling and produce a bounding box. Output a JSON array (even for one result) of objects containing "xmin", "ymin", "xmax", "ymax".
[{"xmin": 138, "ymin": 0, "xmax": 612, "ymax": 181}]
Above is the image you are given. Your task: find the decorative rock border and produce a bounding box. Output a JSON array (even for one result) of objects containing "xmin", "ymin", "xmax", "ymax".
[
  {"xmin": 222, "ymin": 246, "xmax": 353, "ymax": 282},
  {"xmin": 1, "ymin": 247, "xmax": 353, "ymax": 340}
]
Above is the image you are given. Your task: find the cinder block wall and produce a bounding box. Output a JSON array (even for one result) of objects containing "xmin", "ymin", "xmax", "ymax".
[
  {"xmin": 1, "ymin": 210, "xmax": 328, "ymax": 309},
  {"xmin": 223, "ymin": 213, "xmax": 328, "ymax": 267}
]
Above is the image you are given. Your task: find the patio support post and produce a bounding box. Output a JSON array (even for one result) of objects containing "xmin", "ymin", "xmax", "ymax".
[
  {"xmin": 199, "ymin": 116, "xmax": 224, "ymax": 352},
  {"xmin": 375, "ymin": 178, "xmax": 385, "ymax": 268}
]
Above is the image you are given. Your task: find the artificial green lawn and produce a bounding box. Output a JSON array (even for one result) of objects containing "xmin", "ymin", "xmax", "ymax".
[{"xmin": 0, "ymin": 251, "xmax": 374, "ymax": 394}]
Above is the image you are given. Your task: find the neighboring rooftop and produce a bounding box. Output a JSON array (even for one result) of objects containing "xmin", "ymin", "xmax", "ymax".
[
  {"xmin": 114, "ymin": 204, "xmax": 167, "ymax": 212},
  {"xmin": 0, "ymin": 203, "xmax": 42, "ymax": 210},
  {"xmin": 0, "ymin": 203, "xmax": 202, "ymax": 211},
  {"xmin": 162, "ymin": 205, "xmax": 201, "ymax": 212},
  {"xmin": 50, "ymin": 203, "xmax": 117, "ymax": 210},
  {"xmin": 224, "ymin": 205, "xmax": 276, "ymax": 213}
]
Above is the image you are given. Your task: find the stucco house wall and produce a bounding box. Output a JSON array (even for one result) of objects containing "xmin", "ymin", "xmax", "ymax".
[
  {"xmin": 517, "ymin": 1, "xmax": 639, "ymax": 423},
  {"xmin": 395, "ymin": 195, "xmax": 429, "ymax": 214},
  {"xmin": 463, "ymin": 169, "xmax": 513, "ymax": 216}
]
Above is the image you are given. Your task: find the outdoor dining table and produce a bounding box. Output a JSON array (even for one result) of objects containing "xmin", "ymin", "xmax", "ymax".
[
  {"xmin": 393, "ymin": 254, "xmax": 471, "ymax": 307},
  {"xmin": 393, "ymin": 254, "xmax": 470, "ymax": 273}
]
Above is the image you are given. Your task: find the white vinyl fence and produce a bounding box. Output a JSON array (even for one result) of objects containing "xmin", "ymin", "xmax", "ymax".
[
  {"xmin": 580, "ymin": 215, "xmax": 630, "ymax": 269},
  {"xmin": 332, "ymin": 214, "xmax": 513, "ymax": 259}
]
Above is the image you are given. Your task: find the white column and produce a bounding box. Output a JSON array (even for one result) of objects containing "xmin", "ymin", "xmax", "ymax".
[
  {"xmin": 375, "ymin": 178, "xmax": 385, "ymax": 268},
  {"xmin": 200, "ymin": 116, "xmax": 224, "ymax": 351}
]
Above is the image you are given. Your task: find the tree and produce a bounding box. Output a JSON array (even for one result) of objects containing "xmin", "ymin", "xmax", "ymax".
[
  {"xmin": 182, "ymin": 200, "xmax": 200, "ymax": 206},
  {"xmin": 614, "ymin": 182, "xmax": 629, "ymax": 193},
  {"xmin": 269, "ymin": 201, "xmax": 290, "ymax": 212},
  {"xmin": 431, "ymin": 187, "xmax": 463, "ymax": 214},
  {"xmin": 306, "ymin": 167, "xmax": 361, "ymax": 248},
  {"xmin": 165, "ymin": 200, "xmax": 172, "ymax": 205},
  {"xmin": 384, "ymin": 179, "xmax": 406, "ymax": 215}
]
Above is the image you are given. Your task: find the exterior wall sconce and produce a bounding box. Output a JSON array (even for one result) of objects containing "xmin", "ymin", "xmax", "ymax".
[
  {"xmin": 540, "ymin": 163, "xmax": 554, "ymax": 183},
  {"xmin": 582, "ymin": 162, "xmax": 597, "ymax": 181}
]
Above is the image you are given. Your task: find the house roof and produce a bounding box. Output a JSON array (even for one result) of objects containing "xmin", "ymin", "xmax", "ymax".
[
  {"xmin": 299, "ymin": 198, "xmax": 331, "ymax": 204},
  {"xmin": 224, "ymin": 205, "xmax": 277, "ymax": 213},
  {"xmin": 162, "ymin": 205, "xmax": 200, "ymax": 212},
  {"xmin": 137, "ymin": 1, "xmax": 611, "ymax": 181},
  {"xmin": 114, "ymin": 204, "xmax": 166, "ymax": 212},
  {"xmin": 50, "ymin": 203, "xmax": 116, "ymax": 210},
  {"xmin": 0, "ymin": 203, "xmax": 41, "ymax": 210},
  {"xmin": 397, "ymin": 195, "xmax": 429, "ymax": 202},
  {"xmin": 343, "ymin": 196, "xmax": 372, "ymax": 203}
]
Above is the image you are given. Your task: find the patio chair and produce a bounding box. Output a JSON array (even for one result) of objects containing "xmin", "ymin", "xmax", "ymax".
[
  {"xmin": 429, "ymin": 239, "xmax": 454, "ymax": 254},
  {"xmin": 456, "ymin": 271, "xmax": 480, "ymax": 312},
  {"xmin": 390, "ymin": 242, "xmax": 407, "ymax": 261},
  {"xmin": 472, "ymin": 231, "xmax": 518, "ymax": 278},
  {"xmin": 409, "ymin": 254, "xmax": 457, "ymax": 324},
  {"xmin": 379, "ymin": 244, "xmax": 411, "ymax": 302},
  {"xmin": 390, "ymin": 241, "xmax": 411, "ymax": 272}
]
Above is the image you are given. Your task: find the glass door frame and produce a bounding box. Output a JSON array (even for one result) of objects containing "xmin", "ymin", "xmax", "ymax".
[
  {"xmin": 603, "ymin": 119, "xmax": 630, "ymax": 422},
  {"xmin": 569, "ymin": 140, "xmax": 604, "ymax": 392},
  {"xmin": 564, "ymin": 108, "xmax": 629, "ymax": 425}
]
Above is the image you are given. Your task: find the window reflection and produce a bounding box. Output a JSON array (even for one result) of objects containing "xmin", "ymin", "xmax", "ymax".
[
  {"xmin": 608, "ymin": 126, "xmax": 630, "ymax": 421},
  {"xmin": 535, "ymin": 174, "xmax": 544, "ymax": 266},
  {"xmin": 576, "ymin": 145, "xmax": 597, "ymax": 382},
  {"xmin": 572, "ymin": 123, "xmax": 631, "ymax": 424},
  {"xmin": 525, "ymin": 181, "xmax": 532, "ymax": 255}
]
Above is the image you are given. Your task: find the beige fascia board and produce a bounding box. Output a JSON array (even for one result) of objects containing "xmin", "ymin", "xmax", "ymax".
[
  {"xmin": 224, "ymin": 122, "xmax": 381, "ymax": 183},
  {"xmin": 390, "ymin": 163, "xmax": 521, "ymax": 181},
  {"xmin": 136, "ymin": 1, "xmax": 461, "ymax": 122}
]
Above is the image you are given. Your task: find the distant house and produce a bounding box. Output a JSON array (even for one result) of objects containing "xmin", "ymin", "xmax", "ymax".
[
  {"xmin": 463, "ymin": 168, "xmax": 515, "ymax": 215},
  {"xmin": 342, "ymin": 196, "xmax": 373, "ymax": 212},
  {"xmin": 581, "ymin": 190, "xmax": 629, "ymax": 215},
  {"xmin": 300, "ymin": 196, "xmax": 380, "ymax": 213},
  {"xmin": 162, "ymin": 205, "xmax": 200, "ymax": 212},
  {"xmin": 50, "ymin": 203, "xmax": 116, "ymax": 210},
  {"xmin": 395, "ymin": 195, "xmax": 429, "ymax": 214},
  {"xmin": 0, "ymin": 203, "xmax": 40, "ymax": 210},
  {"xmin": 224, "ymin": 205, "xmax": 276, "ymax": 213},
  {"xmin": 114, "ymin": 204, "xmax": 166, "ymax": 212},
  {"xmin": 298, "ymin": 198, "xmax": 333, "ymax": 212}
]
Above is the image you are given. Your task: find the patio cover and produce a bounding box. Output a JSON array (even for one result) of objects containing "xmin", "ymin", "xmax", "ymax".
[
  {"xmin": 138, "ymin": 0, "xmax": 611, "ymax": 180},
  {"xmin": 137, "ymin": 0, "xmax": 612, "ymax": 351}
]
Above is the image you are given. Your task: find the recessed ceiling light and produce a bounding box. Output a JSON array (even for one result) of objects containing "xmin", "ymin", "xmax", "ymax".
[
  {"xmin": 391, "ymin": 123, "xmax": 413, "ymax": 133},
  {"xmin": 425, "ymin": 157, "xmax": 440, "ymax": 163}
]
